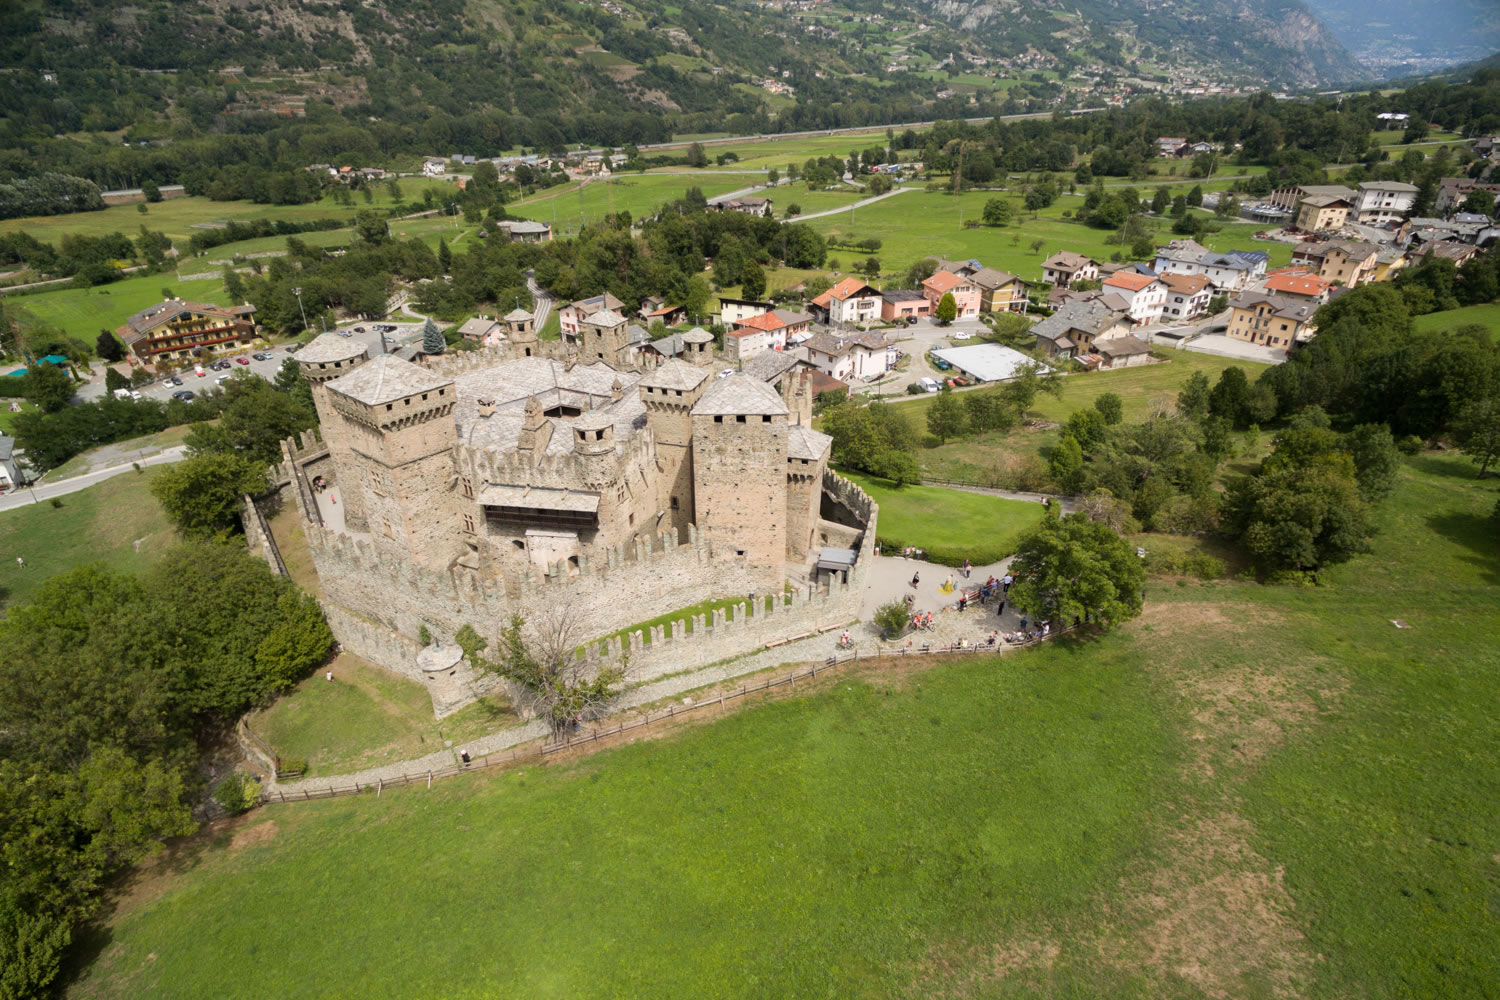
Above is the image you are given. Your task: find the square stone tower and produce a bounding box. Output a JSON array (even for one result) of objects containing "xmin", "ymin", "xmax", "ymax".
[
  {"xmin": 638, "ymin": 359, "xmax": 710, "ymax": 535},
  {"xmin": 690, "ymin": 374, "xmax": 789, "ymax": 574},
  {"xmin": 681, "ymin": 326, "xmax": 716, "ymax": 368},
  {"xmin": 579, "ymin": 308, "xmax": 630, "ymax": 366},
  {"xmin": 322, "ymin": 355, "xmax": 457, "ymax": 565},
  {"xmin": 296, "ymin": 332, "xmax": 373, "ymax": 529}
]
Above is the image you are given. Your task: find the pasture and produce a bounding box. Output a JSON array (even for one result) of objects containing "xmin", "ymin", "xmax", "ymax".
[
  {"xmin": 70, "ymin": 453, "xmax": 1500, "ymax": 1000},
  {"xmin": 11, "ymin": 271, "xmax": 228, "ymax": 341}
]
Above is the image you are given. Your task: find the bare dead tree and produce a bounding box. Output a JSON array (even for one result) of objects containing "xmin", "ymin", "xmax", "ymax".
[{"xmin": 456, "ymin": 605, "xmax": 628, "ymax": 742}]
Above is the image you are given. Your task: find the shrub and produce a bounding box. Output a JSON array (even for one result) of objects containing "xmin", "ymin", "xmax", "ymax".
[
  {"xmin": 872, "ymin": 601, "xmax": 910, "ymax": 640},
  {"xmin": 277, "ymin": 755, "xmax": 308, "ymax": 775},
  {"xmin": 875, "ymin": 536, "xmax": 1013, "ymax": 568},
  {"xmin": 1397, "ymin": 434, "xmax": 1423, "ymax": 455},
  {"xmin": 213, "ymin": 773, "xmax": 259, "ymax": 814},
  {"xmin": 1144, "ymin": 550, "xmax": 1227, "ymax": 580}
]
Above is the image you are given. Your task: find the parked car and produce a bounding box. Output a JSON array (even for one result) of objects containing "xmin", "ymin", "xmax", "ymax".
[
  {"xmin": 252, "ymin": 352, "xmax": 272, "ymax": 361},
  {"xmin": 353, "ymin": 326, "xmax": 366, "ymax": 333},
  {"xmin": 717, "ymin": 369, "xmax": 735, "ymax": 379},
  {"xmin": 171, "ymin": 390, "xmax": 195, "ymax": 401},
  {"xmin": 285, "ymin": 345, "xmax": 298, "ymax": 353},
  {"xmin": 236, "ymin": 356, "xmax": 250, "ymax": 365},
  {"xmin": 338, "ymin": 330, "xmax": 354, "ymax": 338},
  {"xmin": 167, "ymin": 376, "xmax": 183, "ymax": 386},
  {"xmin": 906, "ymin": 316, "xmax": 919, "ymax": 325},
  {"xmin": 951, "ymin": 331, "xmax": 972, "ymax": 341},
  {"xmin": 934, "ymin": 359, "xmax": 952, "ymax": 371}
]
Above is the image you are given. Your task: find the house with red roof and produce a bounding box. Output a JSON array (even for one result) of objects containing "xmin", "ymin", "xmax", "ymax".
[
  {"xmin": 726, "ymin": 309, "xmax": 813, "ymax": 362},
  {"xmin": 1159, "ymin": 273, "xmax": 1214, "ymax": 321},
  {"xmin": 808, "ymin": 278, "xmax": 882, "ymax": 326},
  {"xmin": 1263, "ymin": 270, "xmax": 1333, "ymax": 303},
  {"xmin": 921, "ymin": 269, "xmax": 980, "ymax": 318},
  {"xmin": 1101, "ymin": 270, "xmax": 1167, "ymax": 326}
]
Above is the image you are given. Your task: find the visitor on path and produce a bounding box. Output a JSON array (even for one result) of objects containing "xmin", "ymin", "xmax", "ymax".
[
  {"xmin": 997, "ymin": 599, "xmax": 1006, "ymax": 617},
  {"xmin": 911, "ymin": 572, "xmax": 921, "ymax": 588},
  {"xmin": 962, "ymin": 559, "xmax": 972, "ymax": 579},
  {"xmin": 958, "ymin": 594, "xmax": 967, "ymax": 612},
  {"xmin": 1002, "ymin": 573, "xmax": 1012, "ymax": 593}
]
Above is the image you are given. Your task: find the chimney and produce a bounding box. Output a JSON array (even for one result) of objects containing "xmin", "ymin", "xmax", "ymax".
[
  {"xmin": 477, "ymin": 397, "xmax": 495, "ymax": 418},
  {"xmin": 611, "ymin": 376, "xmax": 623, "ymax": 402}
]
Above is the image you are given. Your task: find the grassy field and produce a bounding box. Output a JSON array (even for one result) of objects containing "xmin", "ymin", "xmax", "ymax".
[
  {"xmin": 1412, "ymin": 302, "xmax": 1500, "ymax": 339},
  {"xmin": 807, "ymin": 187, "xmax": 1293, "ymax": 274},
  {"xmin": 507, "ymin": 174, "xmax": 750, "ymax": 236},
  {"xmin": 12, "ymin": 271, "xmax": 228, "ymax": 341},
  {"xmin": 0, "ymin": 180, "xmax": 455, "ymax": 245},
  {"xmin": 0, "ymin": 398, "xmax": 38, "ymax": 434},
  {"xmin": 73, "ymin": 453, "xmax": 1500, "ymax": 999},
  {"xmin": 839, "ymin": 470, "xmax": 1044, "ymax": 559},
  {"xmin": 247, "ymin": 654, "xmax": 514, "ymax": 777},
  {"xmin": 0, "ymin": 468, "xmax": 173, "ymax": 607}
]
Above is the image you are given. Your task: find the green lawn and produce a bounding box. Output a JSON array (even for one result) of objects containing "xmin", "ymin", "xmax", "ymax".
[
  {"xmin": 1412, "ymin": 302, "xmax": 1500, "ymax": 340},
  {"xmin": 838, "ymin": 469, "xmax": 1043, "ymax": 563},
  {"xmin": 0, "ymin": 398, "xmax": 38, "ymax": 434},
  {"xmin": 174, "ymin": 228, "xmax": 355, "ymax": 275},
  {"xmin": 507, "ymin": 173, "xmax": 750, "ymax": 236},
  {"xmin": 12, "ymin": 271, "xmax": 228, "ymax": 341},
  {"xmin": 0, "ymin": 467, "xmax": 174, "ymax": 607},
  {"xmin": 808, "ymin": 187, "xmax": 1292, "ymax": 274},
  {"xmin": 247, "ymin": 654, "xmax": 514, "ymax": 777},
  {"xmin": 73, "ymin": 453, "xmax": 1500, "ymax": 999},
  {"xmin": 0, "ymin": 180, "xmax": 455, "ymax": 245}
]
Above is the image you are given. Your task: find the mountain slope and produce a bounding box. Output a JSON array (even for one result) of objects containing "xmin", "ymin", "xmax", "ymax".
[{"xmin": 1300, "ymin": 0, "xmax": 1500, "ymax": 76}]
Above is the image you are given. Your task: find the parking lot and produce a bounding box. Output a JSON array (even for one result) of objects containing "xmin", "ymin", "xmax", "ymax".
[
  {"xmin": 853, "ymin": 316, "xmax": 992, "ymax": 397},
  {"xmin": 73, "ymin": 320, "xmax": 428, "ymax": 404}
]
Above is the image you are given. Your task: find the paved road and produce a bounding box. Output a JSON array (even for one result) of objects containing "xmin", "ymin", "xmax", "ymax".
[{"xmin": 0, "ymin": 446, "xmax": 188, "ymax": 512}]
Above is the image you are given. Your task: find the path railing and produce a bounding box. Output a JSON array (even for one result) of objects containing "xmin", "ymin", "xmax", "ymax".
[{"xmin": 256, "ymin": 627, "xmax": 1079, "ymax": 807}]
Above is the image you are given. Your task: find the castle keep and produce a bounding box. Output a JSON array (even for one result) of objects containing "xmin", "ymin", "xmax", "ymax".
[{"xmin": 283, "ymin": 312, "xmax": 876, "ymax": 714}]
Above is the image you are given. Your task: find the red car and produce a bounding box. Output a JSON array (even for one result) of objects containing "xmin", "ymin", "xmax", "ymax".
[{"xmin": 236, "ymin": 356, "xmax": 250, "ymax": 365}]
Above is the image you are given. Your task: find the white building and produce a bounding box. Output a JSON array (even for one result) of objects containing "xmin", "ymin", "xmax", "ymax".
[
  {"xmin": 1151, "ymin": 240, "xmax": 1269, "ymax": 293},
  {"xmin": 423, "ymin": 158, "xmax": 446, "ymax": 177},
  {"xmin": 1352, "ymin": 181, "xmax": 1420, "ymax": 226},
  {"xmin": 1100, "ymin": 271, "xmax": 1167, "ymax": 326},
  {"xmin": 800, "ymin": 331, "xmax": 895, "ymax": 382},
  {"xmin": 808, "ymin": 278, "xmax": 882, "ymax": 327}
]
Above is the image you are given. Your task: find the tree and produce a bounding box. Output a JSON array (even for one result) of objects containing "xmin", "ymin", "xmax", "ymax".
[
  {"xmin": 926, "ymin": 391, "xmax": 966, "ymax": 443},
  {"xmin": 1344, "ymin": 423, "xmax": 1402, "ymax": 501},
  {"xmin": 1209, "ymin": 367, "xmax": 1252, "ymax": 426},
  {"xmin": 438, "ymin": 238, "xmax": 452, "ymax": 273},
  {"xmin": 223, "ymin": 268, "xmax": 246, "ymax": 305},
  {"xmin": 104, "ymin": 367, "xmax": 129, "ymax": 394},
  {"xmin": 184, "ymin": 377, "xmax": 314, "ymax": 462},
  {"xmin": 1028, "ymin": 239, "xmax": 1046, "ymax": 256},
  {"xmin": 141, "ymin": 179, "xmax": 162, "ymax": 203},
  {"xmin": 767, "ymin": 168, "xmax": 779, "ymax": 186},
  {"xmin": 1048, "ymin": 435, "xmax": 1084, "ymax": 492},
  {"xmin": 421, "ymin": 316, "xmax": 446, "ymax": 356},
  {"xmin": 149, "ymin": 452, "xmax": 267, "ymax": 539},
  {"xmin": 784, "ymin": 203, "xmax": 801, "ymax": 218},
  {"xmin": 1063, "ymin": 408, "xmax": 1107, "ymax": 453},
  {"xmin": 1007, "ymin": 513, "xmax": 1146, "ymax": 630},
  {"xmin": 934, "ymin": 292, "xmax": 957, "ymax": 325},
  {"xmin": 20, "ymin": 363, "xmax": 73, "ymax": 413},
  {"xmin": 95, "ymin": 330, "xmax": 124, "ymax": 362},
  {"xmin": 1461, "ymin": 190, "xmax": 1496, "ymax": 217},
  {"xmin": 461, "ymin": 610, "xmax": 626, "ymax": 740},
  {"xmin": 1094, "ymin": 392, "xmax": 1123, "ymax": 425},
  {"xmin": 982, "ymin": 197, "xmax": 1013, "ymax": 227},
  {"xmin": 872, "ymin": 601, "xmax": 910, "ymax": 640},
  {"xmin": 686, "ymin": 143, "xmax": 708, "ymax": 168},
  {"xmin": 1186, "ymin": 185, "xmax": 1203, "ymax": 208},
  {"xmin": 964, "ymin": 390, "xmax": 1017, "ymax": 434},
  {"xmin": 1451, "ymin": 397, "xmax": 1500, "ymax": 477},
  {"xmin": 1227, "ymin": 464, "xmax": 1373, "ymax": 573},
  {"xmin": 740, "ymin": 262, "xmax": 767, "ymax": 300},
  {"xmin": 354, "ymin": 209, "xmax": 388, "ymax": 245},
  {"xmin": 1151, "ymin": 186, "xmax": 1171, "ymax": 214},
  {"xmin": 905, "ymin": 257, "xmax": 938, "ymax": 288}
]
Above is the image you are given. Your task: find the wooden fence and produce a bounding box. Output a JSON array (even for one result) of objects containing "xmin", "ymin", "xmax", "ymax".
[{"xmin": 257, "ymin": 628, "xmax": 1075, "ymax": 807}]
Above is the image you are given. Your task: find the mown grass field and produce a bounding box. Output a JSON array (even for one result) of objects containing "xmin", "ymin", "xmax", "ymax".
[
  {"xmin": 0, "ymin": 180, "xmax": 455, "ymax": 244},
  {"xmin": 0, "ymin": 468, "xmax": 173, "ymax": 607},
  {"xmin": 247, "ymin": 654, "xmax": 514, "ymax": 777},
  {"xmin": 72, "ymin": 453, "xmax": 1500, "ymax": 999},
  {"xmin": 507, "ymin": 174, "xmax": 750, "ymax": 236},
  {"xmin": 808, "ymin": 186, "xmax": 1294, "ymax": 274},
  {"xmin": 838, "ymin": 470, "xmax": 1044, "ymax": 560},
  {"xmin": 1412, "ymin": 302, "xmax": 1500, "ymax": 339},
  {"xmin": 11, "ymin": 271, "xmax": 228, "ymax": 341}
]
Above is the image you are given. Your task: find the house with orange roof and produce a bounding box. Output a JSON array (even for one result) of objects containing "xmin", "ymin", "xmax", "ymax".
[
  {"xmin": 921, "ymin": 269, "xmax": 980, "ymax": 318},
  {"xmin": 1159, "ymin": 272, "xmax": 1214, "ymax": 320},
  {"xmin": 726, "ymin": 309, "xmax": 813, "ymax": 362},
  {"xmin": 1101, "ymin": 270, "xmax": 1167, "ymax": 326},
  {"xmin": 1263, "ymin": 270, "xmax": 1333, "ymax": 303},
  {"xmin": 808, "ymin": 277, "xmax": 881, "ymax": 326}
]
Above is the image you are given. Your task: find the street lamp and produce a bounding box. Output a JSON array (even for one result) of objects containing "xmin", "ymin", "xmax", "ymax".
[{"xmin": 293, "ymin": 287, "xmax": 309, "ymax": 335}]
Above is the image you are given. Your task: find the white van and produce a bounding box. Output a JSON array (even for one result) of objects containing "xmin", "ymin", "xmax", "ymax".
[
  {"xmin": 919, "ymin": 377, "xmax": 941, "ymax": 393},
  {"xmin": 215, "ymin": 374, "xmax": 232, "ymax": 385}
]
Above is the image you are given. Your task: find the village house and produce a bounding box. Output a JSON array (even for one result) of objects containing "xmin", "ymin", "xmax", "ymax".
[
  {"xmin": 1296, "ymin": 194, "xmax": 1352, "ymax": 232},
  {"xmin": 1100, "ymin": 270, "xmax": 1167, "ymax": 326},
  {"xmin": 1028, "ymin": 299, "xmax": 1132, "ymax": 361},
  {"xmin": 1435, "ymin": 178, "xmax": 1500, "ymax": 214},
  {"xmin": 1353, "ymin": 181, "xmax": 1420, "ymax": 226},
  {"xmin": 922, "ymin": 270, "xmax": 980, "ymax": 319},
  {"xmin": 114, "ymin": 298, "xmax": 258, "ymax": 363},
  {"xmin": 494, "ymin": 220, "xmax": 552, "ymax": 243},
  {"xmin": 1267, "ymin": 183, "xmax": 1357, "ymax": 215},
  {"xmin": 725, "ymin": 310, "xmax": 813, "ymax": 363},
  {"xmin": 808, "ymin": 278, "xmax": 882, "ymax": 327},
  {"xmin": 1264, "ymin": 270, "xmax": 1334, "ymax": 304},
  {"xmin": 642, "ymin": 303, "xmax": 687, "ymax": 327},
  {"xmin": 1156, "ymin": 137, "xmax": 1188, "ymax": 156},
  {"xmin": 1290, "ymin": 240, "xmax": 1379, "ymax": 286},
  {"xmin": 1151, "ymin": 240, "xmax": 1268, "ymax": 292},
  {"xmin": 880, "ymin": 290, "xmax": 930, "ymax": 323},
  {"xmin": 1040, "ymin": 252, "xmax": 1101, "ymax": 289},
  {"xmin": 712, "ymin": 196, "xmax": 774, "ymax": 217},
  {"xmin": 934, "ymin": 258, "xmax": 984, "ymax": 279},
  {"xmin": 559, "ymin": 292, "xmax": 625, "ymax": 341},
  {"xmin": 1225, "ymin": 291, "xmax": 1318, "ymax": 349},
  {"xmin": 717, "ymin": 297, "xmax": 775, "ymax": 326},
  {"xmin": 1412, "ymin": 241, "xmax": 1482, "ymax": 267},
  {"xmin": 1159, "ymin": 273, "xmax": 1214, "ymax": 320},
  {"xmin": 969, "ymin": 268, "xmax": 1030, "ymax": 313},
  {"xmin": 456, "ymin": 317, "xmax": 502, "ymax": 344},
  {"xmin": 799, "ymin": 331, "xmax": 895, "ymax": 382},
  {"xmin": 1373, "ymin": 246, "xmax": 1409, "ymax": 282}
]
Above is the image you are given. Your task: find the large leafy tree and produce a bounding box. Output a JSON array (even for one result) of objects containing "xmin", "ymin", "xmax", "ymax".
[
  {"xmin": 1451, "ymin": 397, "xmax": 1500, "ymax": 478},
  {"xmin": 934, "ymin": 292, "xmax": 957, "ymax": 324},
  {"xmin": 185, "ymin": 377, "xmax": 315, "ymax": 462},
  {"xmin": 1226, "ymin": 464, "xmax": 1373, "ymax": 573},
  {"xmin": 1007, "ymin": 513, "xmax": 1146, "ymax": 629},
  {"xmin": 149, "ymin": 451, "xmax": 268, "ymax": 540},
  {"xmin": 20, "ymin": 364, "xmax": 73, "ymax": 413},
  {"xmin": 926, "ymin": 391, "xmax": 966, "ymax": 443}
]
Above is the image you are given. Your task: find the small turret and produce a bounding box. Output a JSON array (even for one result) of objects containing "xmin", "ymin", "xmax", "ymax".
[
  {"xmin": 682, "ymin": 327, "xmax": 714, "ymax": 368},
  {"xmin": 516, "ymin": 394, "xmax": 553, "ymax": 457}
]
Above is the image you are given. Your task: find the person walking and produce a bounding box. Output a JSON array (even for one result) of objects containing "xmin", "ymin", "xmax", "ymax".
[
  {"xmin": 996, "ymin": 599, "xmax": 1006, "ymax": 617},
  {"xmin": 1002, "ymin": 573, "xmax": 1012, "ymax": 594},
  {"xmin": 911, "ymin": 571, "xmax": 921, "ymax": 588}
]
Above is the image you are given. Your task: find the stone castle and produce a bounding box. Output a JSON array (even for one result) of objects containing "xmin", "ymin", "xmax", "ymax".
[{"xmin": 277, "ymin": 308, "xmax": 877, "ymax": 715}]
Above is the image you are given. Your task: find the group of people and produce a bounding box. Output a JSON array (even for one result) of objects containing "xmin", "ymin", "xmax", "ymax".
[
  {"xmin": 908, "ymin": 610, "xmax": 935, "ymax": 631},
  {"xmin": 901, "ymin": 546, "xmax": 927, "ymax": 560}
]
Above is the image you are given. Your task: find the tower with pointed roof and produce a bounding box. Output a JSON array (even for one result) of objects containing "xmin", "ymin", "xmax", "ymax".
[
  {"xmin": 682, "ymin": 327, "xmax": 715, "ymax": 368},
  {"xmin": 503, "ymin": 307, "xmax": 536, "ymax": 356}
]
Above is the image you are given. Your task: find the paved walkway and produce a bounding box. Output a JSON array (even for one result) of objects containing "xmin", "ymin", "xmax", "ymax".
[{"xmin": 0, "ymin": 446, "xmax": 188, "ymax": 512}]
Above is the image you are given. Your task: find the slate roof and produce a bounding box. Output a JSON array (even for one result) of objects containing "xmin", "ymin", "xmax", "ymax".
[
  {"xmin": 786, "ymin": 424, "xmax": 832, "ymax": 461},
  {"xmin": 969, "ymin": 267, "xmax": 1023, "ymax": 289},
  {"xmin": 1042, "ymin": 251, "xmax": 1098, "ymax": 272},
  {"xmin": 504, "ymin": 307, "xmax": 534, "ymax": 321},
  {"xmin": 296, "ymin": 332, "xmax": 370, "ymax": 364},
  {"xmin": 742, "ymin": 350, "xmax": 802, "ymax": 382},
  {"xmin": 691, "ymin": 374, "xmax": 789, "ymax": 416},
  {"xmin": 1228, "ymin": 291, "xmax": 1319, "ymax": 324},
  {"xmin": 584, "ymin": 308, "xmax": 626, "ymax": 327},
  {"xmin": 326, "ymin": 354, "xmax": 454, "ymax": 407},
  {"xmin": 1095, "ymin": 335, "xmax": 1151, "ymax": 357},
  {"xmin": 1030, "ymin": 299, "xmax": 1126, "ymax": 342},
  {"xmin": 639, "ymin": 359, "xmax": 709, "ymax": 392}
]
